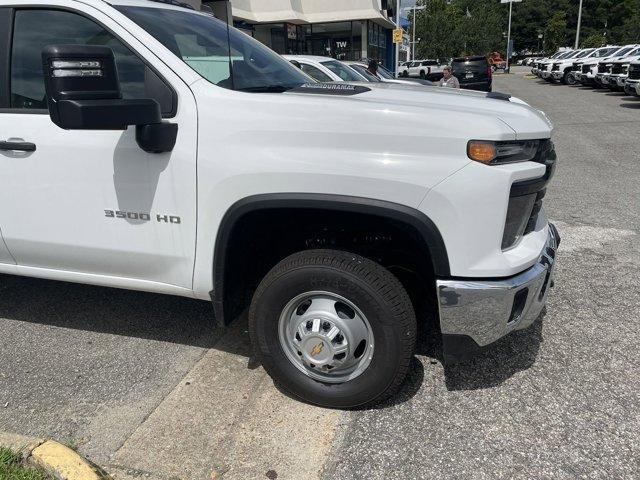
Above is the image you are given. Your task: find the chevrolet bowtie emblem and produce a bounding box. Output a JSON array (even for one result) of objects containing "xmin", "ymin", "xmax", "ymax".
[{"xmin": 310, "ymin": 342, "xmax": 324, "ymax": 357}]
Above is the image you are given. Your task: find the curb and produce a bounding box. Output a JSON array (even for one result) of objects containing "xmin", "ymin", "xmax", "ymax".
[{"xmin": 0, "ymin": 431, "xmax": 110, "ymax": 480}]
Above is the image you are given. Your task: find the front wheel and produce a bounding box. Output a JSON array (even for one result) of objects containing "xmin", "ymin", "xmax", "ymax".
[
  {"xmin": 249, "ymin": 249, "xmax": 417, "ymax": 409},
  {"xmin": 566, "ymin": 72, "xmax": 577, "ymax": 85}
]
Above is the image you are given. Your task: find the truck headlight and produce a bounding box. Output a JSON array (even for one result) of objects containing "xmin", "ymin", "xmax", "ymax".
[{"xmin": 467, "ymin": 140, "xmax": 539, "ymax": 165}]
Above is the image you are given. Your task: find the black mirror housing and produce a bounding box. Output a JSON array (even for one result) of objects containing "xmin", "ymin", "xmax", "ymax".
[
  {"xmin": 42, "ymin": 44, "xmax": 162, "ymax": 130},
  {"xmin": 42, "ymin": 44, "xmax": 177, "ymax": 153}
]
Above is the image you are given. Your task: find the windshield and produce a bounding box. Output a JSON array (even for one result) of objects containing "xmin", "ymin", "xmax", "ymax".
[
  {"xmin": 320, "ymin": 60, "xmax": 363, "ymax": 81},
  {"xmin": 376, "ymin": 65, "xmax": 395, "ymax": 79},
  {"xmin": 594, "ymin": 47, "xmax": 618, "ymax": 58},
  {"xmin": 348, "ymin": 64, "xmax": 382, "ymax": 82},
  {"xmin": 614, "ymin": 47, "xmax": 633, "ymax": 57},
  {"xmin": 576, "ymin": 49, "xmax": 594, "ymax": 58},
  {"xmin": 116, "ymin": 6, "xmax": 310, "ymax": 92}
]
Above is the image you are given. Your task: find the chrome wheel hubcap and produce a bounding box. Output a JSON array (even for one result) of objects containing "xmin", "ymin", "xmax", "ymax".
[{"xmin": 278, "ymin": 291, "xmax": 374, "ymax": 383}]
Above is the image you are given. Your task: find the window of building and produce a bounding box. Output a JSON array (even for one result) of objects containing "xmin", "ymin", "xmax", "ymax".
[{"xmin": 367, "ymin": 21, "xmax": 387, "ymax": 65}]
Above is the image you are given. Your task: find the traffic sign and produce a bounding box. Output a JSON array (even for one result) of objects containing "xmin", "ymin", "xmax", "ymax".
[{"xmin": 393, "ymin": 28, "xmax": 403, "ymax": 44}]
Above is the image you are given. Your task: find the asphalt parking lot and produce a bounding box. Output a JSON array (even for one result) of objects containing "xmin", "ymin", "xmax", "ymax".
[{"xmin": 1, "ymin": 66, "xmax": 639, "ymax": 480}]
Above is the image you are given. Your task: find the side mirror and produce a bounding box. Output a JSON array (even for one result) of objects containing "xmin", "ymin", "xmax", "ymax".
[{"xmin": 42, "ymin": 45, "xmax": 177, "ymax": 153}]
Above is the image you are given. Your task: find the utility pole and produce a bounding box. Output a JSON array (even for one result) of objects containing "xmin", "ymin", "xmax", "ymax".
[
  {"xmin": 412, "ymin": 5, "xmax": 417, "ymax": 61},
  {"xmin": 501, "ymin": 0, "xmax": 522, "ymax": 73},
  {"xmin": 575, "ymin": 0, "xmax": 583, "ymax": 49},
  {"xmin": 395, "ymin": 0, "xmax": 401, "ymax": 77}
]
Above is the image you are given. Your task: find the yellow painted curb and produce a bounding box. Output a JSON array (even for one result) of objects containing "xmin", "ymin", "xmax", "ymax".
[
  {"xmin": 31, "ymin": 440, "xmax": 107, "ymax": 480},
  {"xmin": 0, "ymin": 431, "xmax": 110, "ymax": 480}
]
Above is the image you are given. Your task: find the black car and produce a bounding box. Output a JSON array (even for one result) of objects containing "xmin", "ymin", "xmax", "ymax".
[{"xmin": 451, "ymin": 56, "xmax": 492, "ymax": 92}]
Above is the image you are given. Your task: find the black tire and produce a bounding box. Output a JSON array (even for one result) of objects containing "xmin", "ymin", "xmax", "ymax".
[
  {"xmin": 249, "ymin": 249, "xmax": 417, "ymax": 409},
  {"xmin": 419, "ymin": 70, "xmax": 426, "ymax": 79}
]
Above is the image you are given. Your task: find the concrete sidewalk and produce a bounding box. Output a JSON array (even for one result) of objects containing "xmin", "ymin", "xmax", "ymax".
[{"xmin": 108, "ymin": 319, "xmax": 340, "ymax": 480}]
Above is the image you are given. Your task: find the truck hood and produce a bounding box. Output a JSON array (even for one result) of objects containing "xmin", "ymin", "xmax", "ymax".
[
  {"xmin": 287, "ymin": 82, "xmax": 553, "ymax": 140},
  {"xmin": 613, "ymin": 55, "xmax": 640, "ymax": 65}
]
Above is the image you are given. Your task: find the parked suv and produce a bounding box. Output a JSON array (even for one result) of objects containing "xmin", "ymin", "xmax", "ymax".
[
  {"xmin": 405, "ymin": 59, "xmax": 443, "ymax": 80},
  {"xmin": 451, "ymin": 56, "xmax": 492, "ymax": 91},
  {"xmin": 0, "ymin": 0, "xmax": 559, "ymax": 408}
]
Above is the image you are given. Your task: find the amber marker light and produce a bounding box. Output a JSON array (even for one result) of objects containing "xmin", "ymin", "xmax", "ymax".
[{"xmin": 467, "ymin": 140, "xmax": 497, "ymax": 164}]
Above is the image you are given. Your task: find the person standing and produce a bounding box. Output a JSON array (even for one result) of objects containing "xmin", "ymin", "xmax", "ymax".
[{"xmin": 438, "ymin": 66, "xmax": 460, "ymax": 88}]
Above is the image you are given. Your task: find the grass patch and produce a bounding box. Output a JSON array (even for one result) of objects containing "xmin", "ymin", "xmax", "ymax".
[{"xmin": 0, "ymin": 447, "xmax": 51, "ymax": 480}]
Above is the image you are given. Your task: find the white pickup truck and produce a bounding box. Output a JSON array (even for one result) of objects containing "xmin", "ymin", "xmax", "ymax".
[{"xmin": 0, "ymin": 0, "xmax": 559, "ymax": 408}]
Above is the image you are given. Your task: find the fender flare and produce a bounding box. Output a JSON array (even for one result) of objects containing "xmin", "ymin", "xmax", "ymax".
[{"xmin": 211, "ymin": 193, "xmax": 451, "ymax": 323}]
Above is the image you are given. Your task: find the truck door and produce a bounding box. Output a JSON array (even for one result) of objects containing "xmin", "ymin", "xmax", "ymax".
[
  {"xmin": 0, "ymin": 9, "xmax": 16, "ymax": 266},
  {"xmin": 0, "ymin": 5, "xmax": 197, "ymax": 289}
]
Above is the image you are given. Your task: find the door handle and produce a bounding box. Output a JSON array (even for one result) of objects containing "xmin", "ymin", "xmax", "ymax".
[{"xmin": 0, "ymin": 141, "xmax": 36, "ymax": 152}]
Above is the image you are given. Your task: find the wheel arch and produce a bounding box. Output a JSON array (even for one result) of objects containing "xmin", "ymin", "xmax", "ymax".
[{"xmin": 211, "ymin": 194, "xmax": 450, "ymax": 325}]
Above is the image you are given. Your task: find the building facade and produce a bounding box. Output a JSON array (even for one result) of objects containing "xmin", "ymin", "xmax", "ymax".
[{"xmin": 199, "ymin": 0, "xmax": 399, "ymax": 68}]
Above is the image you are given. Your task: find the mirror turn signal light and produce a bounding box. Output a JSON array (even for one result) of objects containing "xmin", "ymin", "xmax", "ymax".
[{"xmin": 467, "ymin": 140, "xmax": 497, "ymax": 164}]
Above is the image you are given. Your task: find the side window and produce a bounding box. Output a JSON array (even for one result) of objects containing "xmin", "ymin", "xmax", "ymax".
[
  {"xmin": 10, "ymin": 9, "xmax": 174, "ymax": 114},
  {"xmin": 299, "ymin": 64, "xmax": 332, "ymax": 83}
]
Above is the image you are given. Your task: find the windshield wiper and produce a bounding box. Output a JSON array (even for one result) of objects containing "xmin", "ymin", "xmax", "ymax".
[{"xmin": 236, "ymin": 85, "xmax": 295, "ymax": 93}]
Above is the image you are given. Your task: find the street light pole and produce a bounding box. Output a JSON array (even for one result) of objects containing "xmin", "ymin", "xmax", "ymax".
[
  {"xmin": 506, "ymin": 0, "xmax": 512, "ymax": 72},
  {"xmin": 575, "ymin": 0, "xmax": 583, "ymax": 49}
]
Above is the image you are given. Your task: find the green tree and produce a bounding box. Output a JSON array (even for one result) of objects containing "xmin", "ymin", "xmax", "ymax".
[
  {"xmin": 544, "ymin": 10, "xmax": 569, "ymax": 53},
  {"xmin": 411, "ymin": 0, "xmax": 640, "ymax": 58},
  {"xmin": 413, "ymin": 0, "xmax": 463, "ymax": 59},
  {"xmin": 580, "ymin": 32, "xmax": 606, "ymax": 47}
]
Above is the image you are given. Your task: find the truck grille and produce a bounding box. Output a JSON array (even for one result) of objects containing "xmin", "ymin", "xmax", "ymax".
[
  {"xmin": 572, "ymin": 62, "xmax": 581, "ymax": 72},
  {"xmin": 611, "ymin": 63, "xmax": 623, "ymax": 75},
  {"xmin": 629, "ymin": 64, "xmax": 640, "ymax": 80},
  {"xmin": 552, "ymin": 63, "xmax": 560, "ymax": 71},
  {"xmin": 502, "ymin": 140, "xmax": 557, "ymax": 250},
  {"xmin": 582, "ymin": 64, "xmax": 591, "ymax": 74},
  {"xmin": 598, "ymin": 63, "xmax": 611, "ymax": 73},
  {"xmin": 621, "ymin": 65, "xmax": 628, "ymax": 75},
  {"xmin": 539, "ymin": 64, "xmax": 548, "ymax": 71}
]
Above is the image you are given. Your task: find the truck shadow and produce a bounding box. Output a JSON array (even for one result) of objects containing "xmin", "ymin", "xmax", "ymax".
[
  {"xmin": 0, "ymin": 273, "xmax": 543, "ymax": 405},
  {"xmin": 438, "ymin": 311, "xmax": 544, "ymax": 391},
  {"xmin": 0, "ymin": 274, "xmax": 222, "ymax": 349}
]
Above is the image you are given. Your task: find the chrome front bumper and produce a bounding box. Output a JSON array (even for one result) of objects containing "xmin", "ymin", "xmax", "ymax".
[{"xmin": 436, "ymin": 224, "xmax": 560, "ymax": 363}]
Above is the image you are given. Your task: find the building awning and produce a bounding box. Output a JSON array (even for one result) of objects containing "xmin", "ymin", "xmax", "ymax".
[{"xmin": 230, "ymin": 0, "xmax": 397, "ymax": 28}]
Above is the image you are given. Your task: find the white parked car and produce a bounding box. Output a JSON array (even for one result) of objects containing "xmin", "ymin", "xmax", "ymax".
[
  {"xmin": 549, "ymin": 48, "xmax": 594, "ymax": 84},
  {"xmin": 343, "ymin": 61, "xmax": 434, "ymax": 86},
  {"xmin": 606, "ymin": 53, "xmax": 640, "ymax": 92},
  {"xmin": 572, "ymin": 46, "xmax": 623, "ymax": 85},
  {"xmin": 397, "ymin": 61, "xmax": 412, "ymax": 77},
  {"xmin": 404, "ymin": 59, "xmax": 443, "ymax": 80},
  {"xmin": 532, "ymin": 51, "xmax": 567, "ymax": 77},
  {"xmin": 0, "ymin": 0, "xmax": 559, "ymax": 408},
  {"xmin": 594, "ymin": 45, "xmax": 640, "ymax": 87},
  {"xmin": 626, "ymin": 60, "xmax": 640, "ymax": 96},
  {"xmin": 282, "ymin": 55, "xmax": 367, "ymax": 83}
]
